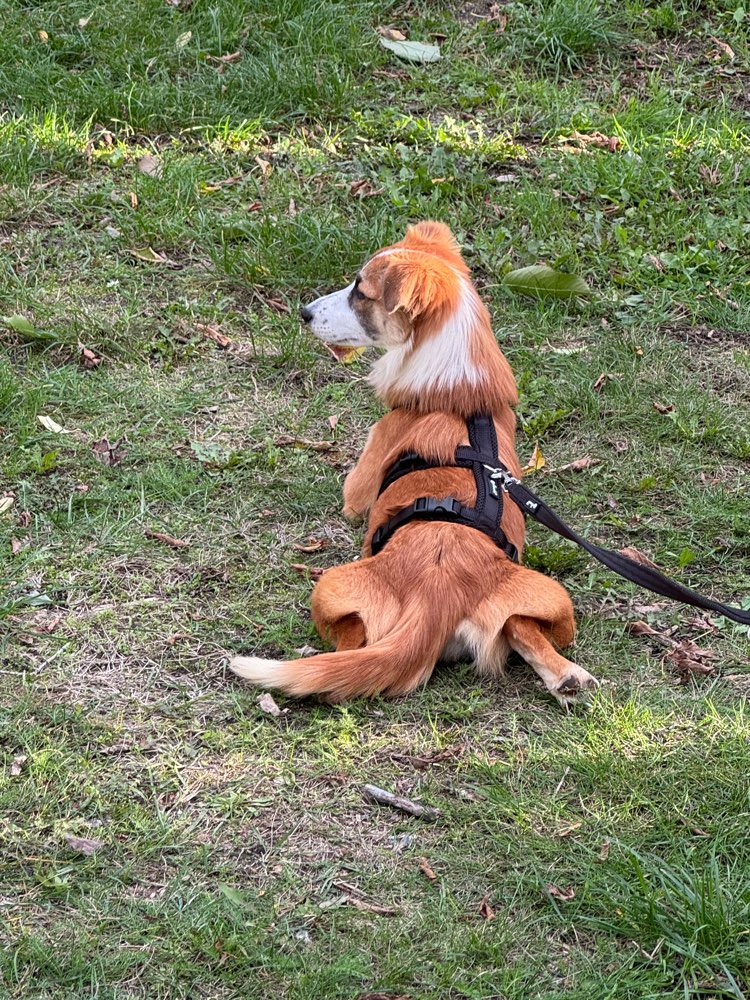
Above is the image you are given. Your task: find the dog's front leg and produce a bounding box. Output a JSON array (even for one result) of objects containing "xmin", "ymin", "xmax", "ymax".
[{"xmin": 343, "ymin": 427, "xmax": 385, "ymax": 520}]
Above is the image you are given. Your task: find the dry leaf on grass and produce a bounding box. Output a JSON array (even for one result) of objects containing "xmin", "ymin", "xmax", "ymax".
[
  {"xmin": 258, "ymin": 692, "xmax": 284, "ymax": 717},
  {"xmin": 709, "ymin": 35, "xmax": 735, "ymax": 60},
  {"xmin": 349, "ymin": 179, "xmax": 384, "ymax": 198},
  {"xmin": 64, "ymin": 835, "xmax": 104, "ymax": 855},
  {"xmin": 546, "ymin": 883, "xmax": 575, "ymax": 901},
  {"xmin": 290, "ymin": 563, "xmax": 325, "ymax": 580},
  {"xmin": 275, "ymin": 435, "xmax": 336, "ymax": 452},
  {"xmin": 522, "ymin": 442, "xmax": 545, "ymax": 475},
  {"xmin": 195, "ymin": 322, "xmax": 231, "ymax": 348},
  {"xmin": 144, "ymin": 529, "xmax": 190, "ymax": 549},
  {"xmin": 0, "ymin": 496, "xmax": 15, "ymax": 515},
  {"xmin": 37, "ymin": 415, "xmax": 68, "ymax": 434},
  {"xmin": 557, "ymin": 821, "xmax": 583, "ymax": 838},
  {"xmin": 327, "ymin": 414, "xmax": 339, "ymax": 431},
  {"xmin": 419, "ymin": 858, "xmax": 438, "ymax": 882},
  {"xmin": 628, "ymin": 620, "xmax": 717, "ymax": 683},
  {"xmin": 599, "ymin": 840, "xmax": 610, "ymax": 861},
  {"xmin": 292, "ymin": 539, "xmax": 327, "ymax": 553},
  {"xmin": 10, "ymin": 755, "xmax": 27, "ymax": 776},
  {"xmin": 559, "ymin": 130, "xmax": 620, "ymax": 152},
  {"xmin": 377, "ymin": 26, "xmax": 407, "ymax": 40},
  {"xmin": 137, "ymin": 154, "xmax": 163, "ymax": 178},
  {"xmin": 618, "ymin": 546, "xmax": 659, "ymax": 569},
  {"xmin": 478, "ymin": 895, "xmax": 496, "ymax": 920},
  {"xmin": 92, "ymin": 437, "xmax": 125, "ymax": 467},
  {"xmin": 79, "ymin": 343, "xmax": 102, "ymax": 369},
  {"xmin": 344, "ymin": 895, "xmax": 400, "ymax": 916},
  {"xmin": 555, "ymin": 456, "xmax": 598, "ymax": 473},
  {"xmin": 206, "ymin": 50, "xmax": 242, "ymax": 65},
  {"xmin": 592, "ymin": 372, "xmax": 614, "ymax": 391},
  {"xmin": 653, "ymin": 400, "xmax": 675, "ymax": 414}
]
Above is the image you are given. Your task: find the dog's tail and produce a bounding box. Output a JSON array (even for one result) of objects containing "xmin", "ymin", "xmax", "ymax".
[{"xmin": 229, "ymin": 553, "xmax": 469, "ymax": 700}]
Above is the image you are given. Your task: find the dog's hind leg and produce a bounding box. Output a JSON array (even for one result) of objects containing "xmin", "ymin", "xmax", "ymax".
[{"xmin": 503, "ymin": 615, "xmax": 599, "ymax": 709}]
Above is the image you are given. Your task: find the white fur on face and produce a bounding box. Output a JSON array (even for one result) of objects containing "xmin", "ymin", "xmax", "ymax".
[
  {"xmin": 368, "ymin": 282, "xmax": 483, "ymax": 398},
  {"xmin": 303, "ymin": 282, "xmax": 374, "ymax": 347}
]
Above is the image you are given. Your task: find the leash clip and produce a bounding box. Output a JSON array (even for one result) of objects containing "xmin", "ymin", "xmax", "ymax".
[{"xmin": 483, "ymin": 464, "xmax": 520, "ymax": 490}]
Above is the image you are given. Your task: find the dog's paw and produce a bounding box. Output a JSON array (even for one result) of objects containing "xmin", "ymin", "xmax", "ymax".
[{"xmin": 551, "ymin": 665, "xmax": 599, "ymax": 710}]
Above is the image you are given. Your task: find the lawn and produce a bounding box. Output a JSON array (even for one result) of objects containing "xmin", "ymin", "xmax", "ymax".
[{"xmin": 1, "ymin": 0, "xmax": 750, "ymax": 997}]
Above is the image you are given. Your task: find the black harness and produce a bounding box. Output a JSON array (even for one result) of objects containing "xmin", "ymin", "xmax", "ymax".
[{"xmin": 370, "ymin": 413, "xmax": 750, "ymax": 627}]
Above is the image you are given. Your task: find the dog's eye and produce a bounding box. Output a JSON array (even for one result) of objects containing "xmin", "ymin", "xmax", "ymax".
[{"xmin": 350, "ymin": 282, "xmax": 367, "ymax": 302}]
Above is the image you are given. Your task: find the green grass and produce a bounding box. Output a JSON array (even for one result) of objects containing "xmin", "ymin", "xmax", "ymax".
[{"xmin": 1, "ymin": 0, "xmax": 750, "ymax": 997}]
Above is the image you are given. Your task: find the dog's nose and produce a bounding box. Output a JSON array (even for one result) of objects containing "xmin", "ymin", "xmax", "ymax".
[{"xmin": 299, "ymin": 304, "xmax": 314, "ymax": 324}]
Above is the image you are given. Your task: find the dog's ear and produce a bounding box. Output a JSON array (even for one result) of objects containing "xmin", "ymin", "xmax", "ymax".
[
  {"xmin": 402, "ymin": 220, "xmax": 460, "ymax": 255},
  {"xmin": 382, "ymin": 254, "xmax": 459, "ymax": 318}
]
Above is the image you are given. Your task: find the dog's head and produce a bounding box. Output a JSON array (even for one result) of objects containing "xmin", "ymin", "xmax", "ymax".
[{"xmin": 299, "ymin": 221, "xmax": 469, "ymax": 359}]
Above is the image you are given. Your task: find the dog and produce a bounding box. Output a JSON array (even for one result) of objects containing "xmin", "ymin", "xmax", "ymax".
[{"xmin": 230, "ymin": 221, "xmax": 599, "ymax": 707}]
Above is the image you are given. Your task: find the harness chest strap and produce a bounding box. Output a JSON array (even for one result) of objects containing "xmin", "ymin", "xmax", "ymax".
[{"xmin": 369, "ymin": 413, "xmax": 750, "ymax": 626}]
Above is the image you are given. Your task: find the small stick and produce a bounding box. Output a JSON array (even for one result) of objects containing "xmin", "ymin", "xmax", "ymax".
[{"xmin": 362, "ymin": 783, "xmax": 440, "ymax": 821}]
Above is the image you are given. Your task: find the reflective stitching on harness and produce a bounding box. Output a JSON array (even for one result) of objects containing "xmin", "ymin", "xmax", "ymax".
[{"xmin": 370, "ymin": 414, "xmax": 520, "ymax": 560}]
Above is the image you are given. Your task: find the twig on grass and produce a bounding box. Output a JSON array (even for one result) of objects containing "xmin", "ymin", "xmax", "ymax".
[{"xmin": 362, "ymin": 784, "xmax": 440, "ymax": 821}]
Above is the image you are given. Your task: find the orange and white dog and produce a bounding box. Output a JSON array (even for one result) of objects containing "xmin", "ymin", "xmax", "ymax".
[{"xmin": 230, "ymin": 221, "xmax": 598, "ymax": 707}]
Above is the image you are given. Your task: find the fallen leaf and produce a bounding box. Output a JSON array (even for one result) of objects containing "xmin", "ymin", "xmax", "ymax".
[
  {"xmin": 618, "ymin": 546, "xmax": 659, "ymax": 569},
  {"xmin": 502, "ymin": 265, "xmax": 591, "ymax": 299},
  {"xmin": 3, "ymin": 314, "xmax": 37, "ymax": 336},
  {"xmin": 379, "ymin": 37, "xmax": 441, "ymax": 62},
  {"xmin": 709, "ymin": 35, "xmax": 735, "ymax": 60},
  {"xmin": 555, "ymin": 456, "xmax": 598, "ymax": 473},
  {"xmin": 557, "ymin": 821, "xmax": 583, "ymax": 837},
  {"xmin": 166, "ymin": 633, "xmax": 191, "ymax": 645},
  {"xmin": 325, "ymin": 344, "xmax": 366, "ymax": 364},
  {"xmin": 255, "ymin": 155, "xmax": 272, "ymax": 177},
  {"xmin": 344, "ymin": 895, "xmax": 400, "ymax": 916},
  {"xmin": 349, "ymin": 178, "xmax": 384, "ymax": 198},
  {"xmin": 11, "ymin": 537, "xmax": 24, "ymax": 555},
  {"xmin": 291, "ymin": 563, "xmax": 325, "ymax": 580},
  {"xmin": 79, "ymin": 343, "xmax": 102, "ymax": 369},
  {"xmin": 205, "ymin": 50, "xmax": 242, "ymax": 65},
  {"xmin": 559, "ymin": 130, "xmax": 620, "ymax": 151},
  {"xmin": 18, "ymin": 510, "xmax": 31, "ymax": 527},
  {"xmin": 494, "ymin": 173, "xmax": 519, "ymax": 184},
  {"xmin": 275, "ymin": 435, "xmax": 336, "ymax": 451},
  {"xmin": 137, "ymin": 154, "xmax": 163, "ymax": 178},
  {"xmin": 546, "ymin": 883, "xmax": 575, "ymax": 901},
  {"xmin": 258, "ymin": 692, "xmax": 283, "ymax": 717},
  {"xmin": 175, "ymin": 29, "xmax": 192, "ymax": 50},
  {"xmin": 592, "ymin": 372, "xmax": 612, "ymax": 392},
  {"xmin": 64, "ymin": 835, "xmax": 104, "ymax": 855},
  {"xmin": 144, "ymin": 529, "xmax": 190, "ymax": 549},
  {"xmin": 0, "ymin": 496, "xmax": 15, "ymax": 515},
  {"xmin": 419, "ymin": 858, "xmax": 437, "ymax": 882},
  {"xmin": 378, "ymin": 26, "xmax": 407, "ymax": 40},
  {"xmin": 10, "ymin": 755, "xmax": 27, "ymax": 776},
  {"xmin": 327, "ymin": 414, "xmax": 339, "ymax": 431},
  {"xmin": 92, "ymin": 437, "xmax": 125, "ymax": 467},
  {"xmin": 129, "ymin": 191, "xmax": 138, "ymax": 209},
  {"xmin": 478, "ymin": 895, "xmax": 496, "ymax": 920},
  {"xmin": 647, "ymin": 254, "xmax": 664, "ymax": 271},
  {"xmin": 295, "ymin": 644, "xmax": 318, "ymax": 657},
  {"xmin": 522, "ymin": 442, "xmax": 545, "ymax": 475},
  {"xmin": 356, "ymin": 995, "xmax": 412, "ymax": 1000},
  {"xmin": 129, "ymin": 247, "xmax": 180, "ymax": 268},
  {"xmin": 292, "ymin": 539, "xmax": 327, "ymax": 553},
  {"xmin": 265, "ymin": 297, "xmax": 290, "ymax": 315},
  {"xmin": 247, "ymin": 200, "xmax": 263, "ymax": 212},
  {"xmin": 195, "ymin": 322, "xmax": 231, "ymax": 348},
  {"xmin": 38, "ymin": 30, "xmax": 49, "ymax": 42},
  {"xmin": 37, "ymin": 415, "xmax": 68, "ymax": 434},
  {"xmin": 78, "ymin": 14, "xmax": 92, "ymax": 28},
  {"xmin": 599, "ymin": 840, "xmax": 610, "ymax": 861},
  {"xmin": 628, "ymin": 620, "xmax": 717, "ymax": 683},
  {"xmin": 653, "ymin": 401, "xmax": 674, "ymax": 414},
  {"xmin": 201, "ymin": 175, "xmax": 243, "ymax": 192}
]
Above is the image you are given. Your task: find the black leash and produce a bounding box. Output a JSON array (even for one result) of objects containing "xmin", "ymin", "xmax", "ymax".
[
  {"xmin": 489, "ymin": 464, "xmax": 750, "ymax": 626},
  {"xmin": 370, "ymin": 413, "xmax": 750, "ymax": 627}
]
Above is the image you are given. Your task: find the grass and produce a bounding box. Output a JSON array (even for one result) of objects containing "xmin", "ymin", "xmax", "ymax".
[{"xmin": 1, "ymin": 0, "xmax": 750, "ymax": 997}]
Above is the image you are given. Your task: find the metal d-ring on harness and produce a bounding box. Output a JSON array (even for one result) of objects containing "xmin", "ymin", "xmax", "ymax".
[{"xmin": 370, "ymin": 413, "xmax": 750, "ymax": 627}]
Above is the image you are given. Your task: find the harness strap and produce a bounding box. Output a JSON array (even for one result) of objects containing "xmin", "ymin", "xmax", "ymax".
[
  {"xmin": 492, "ymin": 468, "xmax": 750, "ymax": 626},
  {"xmin": 371, "ymin": 414, "xmax": 518, "ymax": 561}
]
